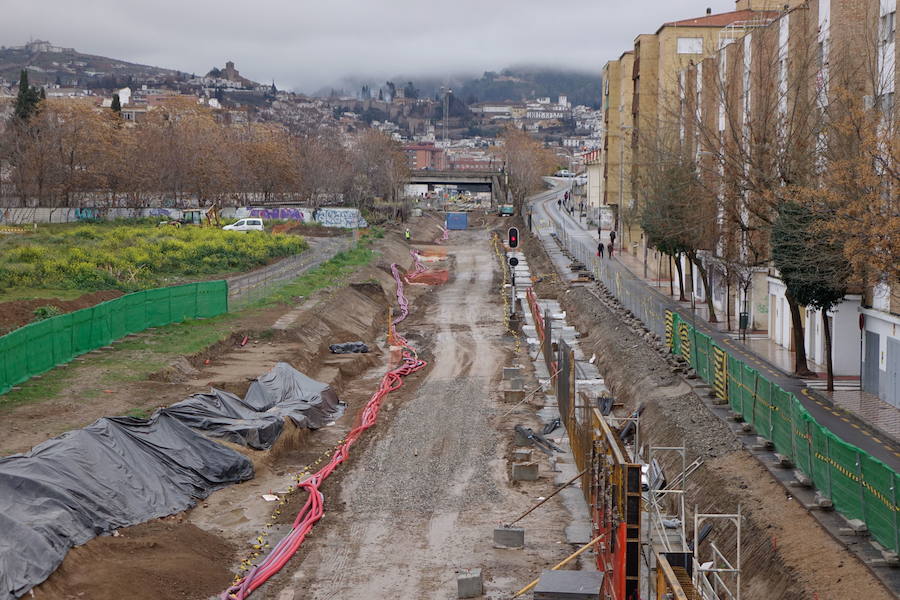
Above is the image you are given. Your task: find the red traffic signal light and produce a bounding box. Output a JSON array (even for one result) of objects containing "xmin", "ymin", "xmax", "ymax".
[{"xmin": 508, "ymin": 227, "xmax": 519, "ymax": 248}]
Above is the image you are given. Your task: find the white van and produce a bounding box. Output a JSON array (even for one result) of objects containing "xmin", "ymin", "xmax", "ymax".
[{"xmin": 223, "ymin": 218, "xmax": 264, "ymax": 232}]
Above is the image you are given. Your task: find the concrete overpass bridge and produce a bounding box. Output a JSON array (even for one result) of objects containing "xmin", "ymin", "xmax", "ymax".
[{"xmin": 406, "ymin": 169, "xmax": 509, "ymax": 205}]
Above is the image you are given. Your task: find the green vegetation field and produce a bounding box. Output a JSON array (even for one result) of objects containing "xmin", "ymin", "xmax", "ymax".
[{"xmin": 0, "ymin": 223, "xmax": 306, "ymax": 294}]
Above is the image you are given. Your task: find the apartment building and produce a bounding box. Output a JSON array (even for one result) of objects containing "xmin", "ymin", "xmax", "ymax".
[
  {"xmin": 600, "ymin": 51, "xmax": 634, "ymax": 241},
  {"xmin": 667, "ymin": 0, "xmax": 899, "ymax": 405},
  {"xmin": 628, "ymin": 4, "xmax": 787, "ymax": 275},
  {"xmin": 861, "ymin": 0, "xmax": 899, "ymax": 406}
]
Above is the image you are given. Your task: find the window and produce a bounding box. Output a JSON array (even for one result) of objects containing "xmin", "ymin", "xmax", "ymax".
[
  {"xmin": 882, "ymin": 11, "xmax": 896, "ymax": 43},
  {"xmin": 677, "ymin": 37, "xmax": 703, "ymax": 54},
  {"xmin": 879, "ymin": 91, "xmax": 895, "ymax": 115}
]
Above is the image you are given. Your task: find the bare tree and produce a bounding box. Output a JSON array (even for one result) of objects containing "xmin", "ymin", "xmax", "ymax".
[{"xmin": 496, "ymin": 126, "xmax": 557, "ymax": 208}]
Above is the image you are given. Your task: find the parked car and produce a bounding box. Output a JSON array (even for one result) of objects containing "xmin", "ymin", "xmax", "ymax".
[
  {"xmin": 555, "ymin": 169, "xmax": 574, "ymax": 177},
  {"xmin": 223, "ymin": 218, "xmax": 264, "ymax": 232},
  {"xmin": 498, "ymin": 204, "xmax": 515, "ymax": 217}
]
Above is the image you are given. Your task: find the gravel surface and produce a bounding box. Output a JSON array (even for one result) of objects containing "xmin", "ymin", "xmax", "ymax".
[
  {"xmin": 285, "ymin": 229, "xmax": 583, "ymax": 600},
  {"xmin": 353, "ymin": 377, "xmax": 503, "ymax": 514}
]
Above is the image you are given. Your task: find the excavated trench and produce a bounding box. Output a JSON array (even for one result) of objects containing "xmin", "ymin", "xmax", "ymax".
[{"xmin": 519, "ymin": 223, "xmax": 894, "ymax": 600}]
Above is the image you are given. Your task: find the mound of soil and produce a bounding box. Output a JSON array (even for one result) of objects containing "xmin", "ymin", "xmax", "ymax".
[
  {"xmin": 33, "ymin": 519, "xmax": 236, "ymax": 600},
  {"xmin": 271, "ymin": 221, "xmax": 351, "ymax": 237},
  {"xmin": 0, "ymin": 290, "xmax": 123, "ymax": 335}
]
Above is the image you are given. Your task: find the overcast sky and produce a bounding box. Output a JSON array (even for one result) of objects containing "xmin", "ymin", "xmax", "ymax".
[{"xmin": 4, "ymin": 0, "xmax": 739, "ymax": 92}]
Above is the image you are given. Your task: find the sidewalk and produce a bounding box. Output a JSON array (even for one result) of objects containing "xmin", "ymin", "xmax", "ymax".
[{"xmin": 560, "ymin": 204, "xmax": 900, "ymax": 444}]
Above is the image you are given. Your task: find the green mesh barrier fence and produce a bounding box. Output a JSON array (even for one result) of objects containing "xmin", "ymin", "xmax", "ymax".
[
  {"xmin": 666, "ymin": 311, "xmax": 898, "ymax": 553},
  {"xmin": 0, "ymin": 281, "xmax": 228, "ymax": 396}
]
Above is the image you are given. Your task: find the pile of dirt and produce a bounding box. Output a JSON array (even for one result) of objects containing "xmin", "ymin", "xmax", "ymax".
[
  {"xmin": 270, "ymin": 221, "xmax": 351, "ymax": 237},
  {"xmin": 34, "ymin": 519, "xmax": 237, "ymax": 600},
  {"xmin": 0, "ymin": 290, "xmax": 123, "ymax": 334}
]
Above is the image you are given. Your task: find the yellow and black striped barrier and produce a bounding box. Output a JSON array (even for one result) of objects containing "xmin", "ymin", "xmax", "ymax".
[
  {"xmin": 664, "ymin": 310, "xmax": 674, "ymax": 350},
  {"xmin": 678, "ymin": 321, "xmax": 691, "ymax": 364},
  {"xmin": 712, "ymin": 345, "xmax": 728, "ymax": 402}
]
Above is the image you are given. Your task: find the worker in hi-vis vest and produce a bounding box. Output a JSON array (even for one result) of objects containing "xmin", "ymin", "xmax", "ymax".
[{"xmin": 405, "ymin": 228, "xmax": 411, "ymax": 242}]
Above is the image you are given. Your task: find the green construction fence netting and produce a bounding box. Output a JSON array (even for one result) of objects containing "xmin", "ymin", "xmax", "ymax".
[
  {"xmin": 0, "ymin": 281, "xmax": 228, "ymax": 396},
  {"xmin": 666, "ymin": 310, "xmax": 899, "ymax": 555}
]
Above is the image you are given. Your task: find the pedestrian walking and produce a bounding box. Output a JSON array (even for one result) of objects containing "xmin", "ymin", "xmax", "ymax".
[
  {"xmin": 607, "ymin": 242, "xmax": 614, "ymax": 258},
  {"xmin": 597, "ymin": 241, "xmax": 604, "ymax": 258},
  {"xmin": 557, "ymin": 198, "xmax": 562, "ymax": 210},
  {"xmin": 405, "ymin": 228, "xmax": 411, "ymax": 242},
  {"xmin": 609, "ymin": 230, "xmax": 616, "ymax": 245}
]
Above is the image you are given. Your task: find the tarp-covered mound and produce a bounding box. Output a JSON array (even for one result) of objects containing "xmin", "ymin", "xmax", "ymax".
[
  {"xmin": 243, "ymin": 362, "xmax": 342, "ymax": 428},
  {"xmin": 0, "ymin": 414, "xmax": 254, "ymax": 600},
  {"xmin": 163, "ymin": 363, "xmax": 342, "ymax": 450},
  {"xmin": 162, "ymin": 389, "xmax": 285, "ymax": 450}
]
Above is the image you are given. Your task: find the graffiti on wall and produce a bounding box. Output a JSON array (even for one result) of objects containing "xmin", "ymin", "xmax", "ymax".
[
  {"xmin": 247, "ymin": 207, "xmax": 308, "ymax": 221},
  {"xmin": 234, "ymin": 206, "xmax": 367, "ymax": 228},
  {"xmin": 74, "ymin": 207, "xmax": 100, "ymax": 220},
  {"xmin": 316, "ymin": 208, "xmax": 367, "ymax": 228}
]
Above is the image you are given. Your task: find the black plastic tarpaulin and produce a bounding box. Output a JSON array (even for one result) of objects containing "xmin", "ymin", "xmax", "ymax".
[
  {"xmin": 163, "ymin": 388, "xmax": 285, "ymax": 450},
  {"xmin": 329, "ymin": 341, "xmax": 370, "ymax": 354},
  {"xmin": 0, "ymin": 414, "xmax": 254, "ymax": 600},
  {"xmin": 162, "ymin": 363, "xmax": 342, "ymax": 450}
]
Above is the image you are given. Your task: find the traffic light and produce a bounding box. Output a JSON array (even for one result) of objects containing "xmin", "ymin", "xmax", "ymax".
[{"xmin": 508, "ymin": 227, "xmax": 519, "ymax": 248}]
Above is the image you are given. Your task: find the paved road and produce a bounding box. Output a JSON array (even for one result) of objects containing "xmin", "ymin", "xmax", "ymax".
[{"xmin": 530, "ymin": 186, "xmax": 900, "ymax": 472}]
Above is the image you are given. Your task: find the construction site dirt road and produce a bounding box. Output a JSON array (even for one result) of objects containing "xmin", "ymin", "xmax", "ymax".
[{"xmin": 265, "ymin": 228, "xmax": 581, "ymax": 599}]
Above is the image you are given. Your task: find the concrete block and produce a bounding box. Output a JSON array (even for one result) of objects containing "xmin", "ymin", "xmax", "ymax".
[
  {"xmin": 513, "ymin": 448, "xmax": 533, "ymax": 463},
  {"xmin": 741, "ymin": 423, "xmax": 756, "ymax": 434},
  {"xmin": 773, "ymin": 453, "xmax": 793, "ymax": 468},
  {"xmin": 504, "ymin": 389, "xmax": 526, "ymax": 403},
  {"xmin": 846, "ymin": 518, "xmax": 868, "ymax": 534},
  {"xmin": 755, "ymin": 437, "xmax": 774, "ymax": 450},
  {"xmin": 503, "ymin": 366, "xmax": 522, "ymax": 380},
  {"xmin": 457, "ymin": 568, "xmax": 483, "ymax": 598},
  {"xmin": 533, "ymin": 570, "xmax": 604, "ymax": 599},
  {"xmin": 880, "ymin": 550, "xmax": 899, "ymax": 565},
  {"xmin": 493, "ymin": 526, "xmax": 525, "ymax": 549},
  {"xmin": 793, "ymin": 470, "xmax": 812, "ymax": 487},
  {"xmin": 730, "ymin": 412, "xmax": 745, "ymax": 422},
  {"xmin": 814, "ymin": 492, "xmax": 833, "ymax": 510},
  {"xmin": 512, "ymin": 462, "xmax": 539, "ymax": 481},
  {"xmin": 514, "ymin": 428, "xmax": 532, "ymax": 447},
  {"xmin": 507, "ymin": 378, "xmax": 524, "ymax": 391}
]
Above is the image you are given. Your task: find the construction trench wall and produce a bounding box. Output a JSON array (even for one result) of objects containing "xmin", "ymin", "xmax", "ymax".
[{"xmin": 517, "ymin": 221, "xmax": 896, "ymax": 600}]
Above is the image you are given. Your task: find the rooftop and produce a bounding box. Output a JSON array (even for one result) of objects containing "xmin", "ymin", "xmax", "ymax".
[{"xmin": 659, "ymin": 9, "xmax": 778, "ymax": 31}]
